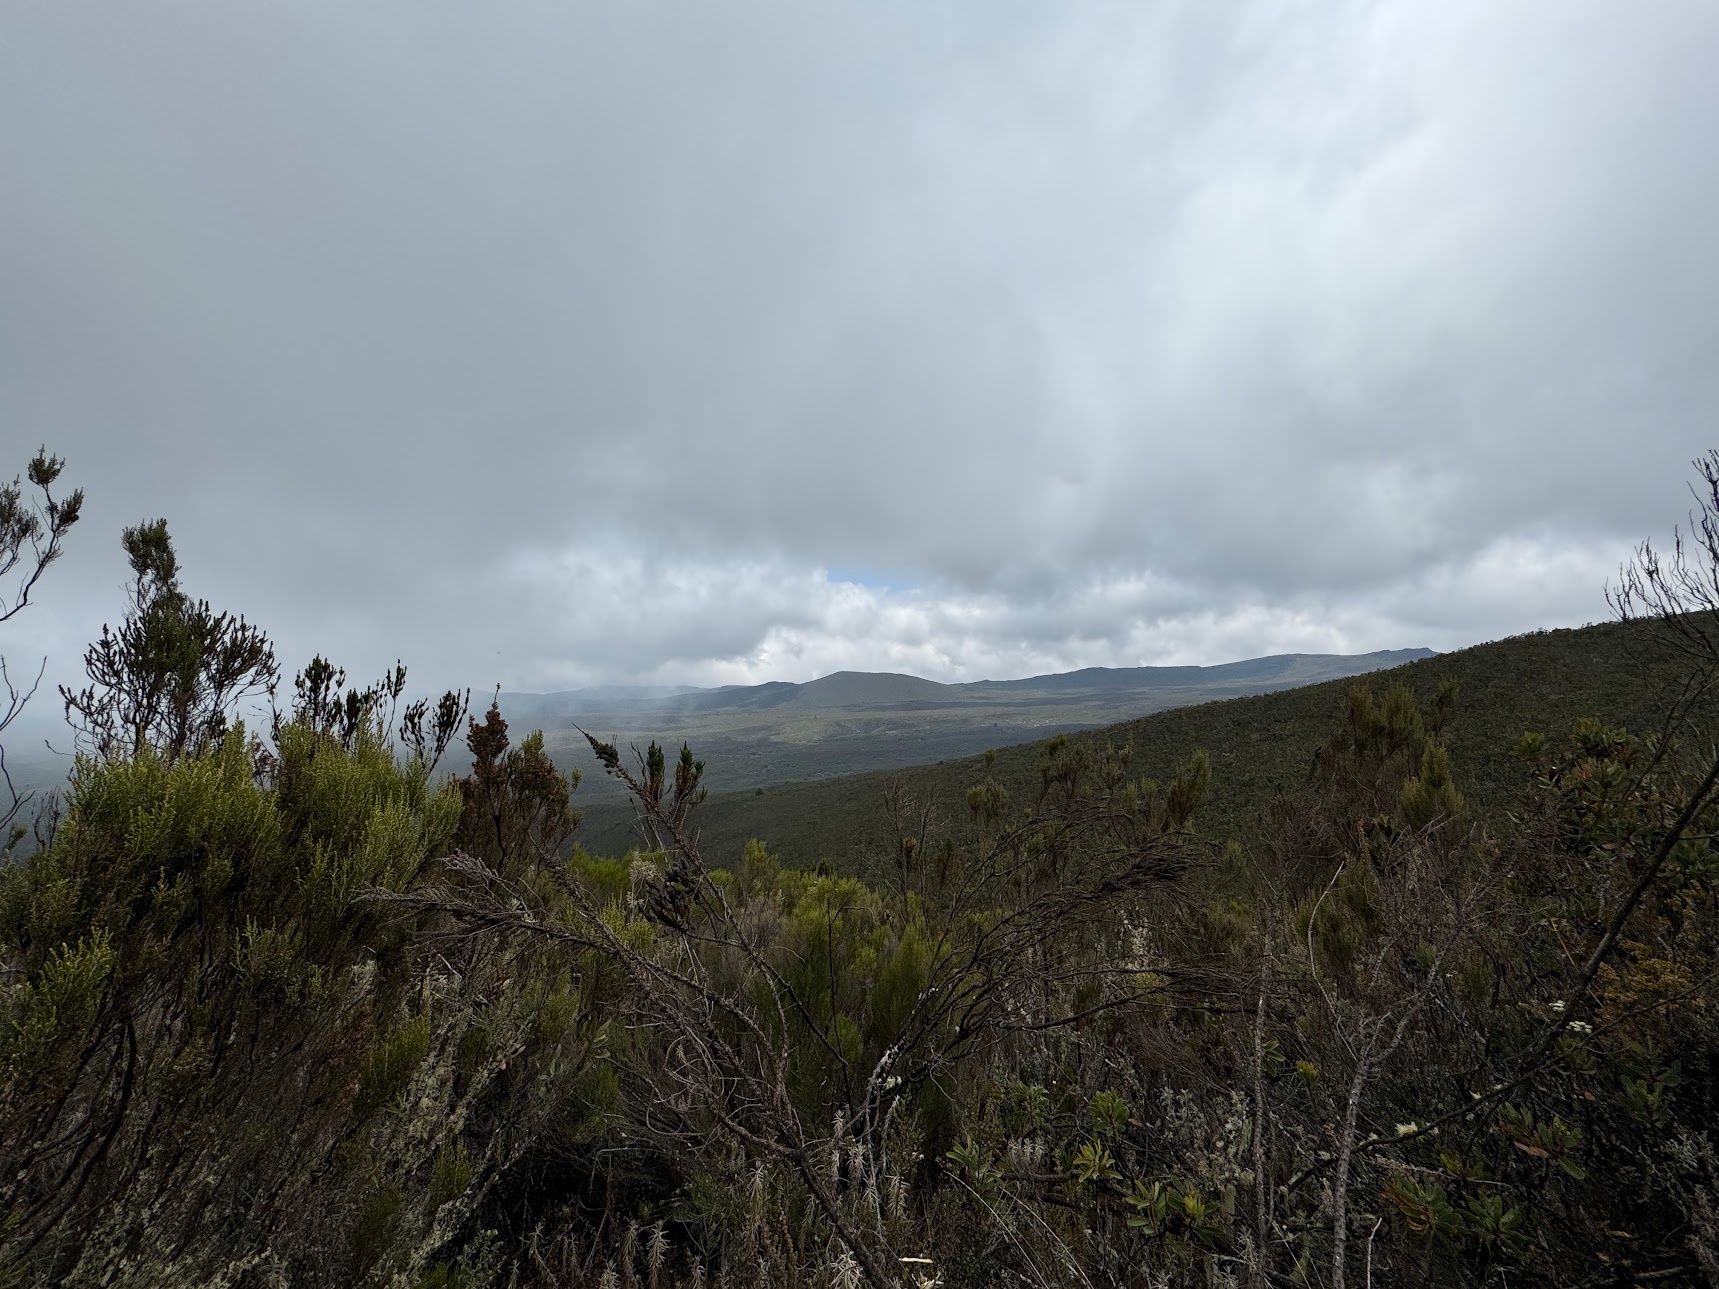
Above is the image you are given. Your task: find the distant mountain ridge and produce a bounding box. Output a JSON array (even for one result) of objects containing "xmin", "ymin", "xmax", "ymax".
[
  {"xmin": 1, "ymin": 649, "xmax": 1440, "ymax": 829},
  {"xmin": 497, "ymin": 648, "xmax": 1437, "ymax": 810},
  {"xmin": 572, "ymin": 624, "xmax": 1675, "ymax": 868},
  {"xmin": 961, "ymin": 650, "xmax": 1436, "ymax": 695},
  {"xmin": 504, "ymin": 649, "xmax": 1436, "ymax": 716}
]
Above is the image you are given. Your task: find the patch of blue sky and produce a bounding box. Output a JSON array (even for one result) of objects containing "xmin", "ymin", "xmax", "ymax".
[{"xmin": 824, "ymin": 566, "xmax": 913, "ymax": 593}]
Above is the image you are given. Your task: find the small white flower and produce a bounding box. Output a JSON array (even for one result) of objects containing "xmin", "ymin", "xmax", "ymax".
[
  {"xmin": 1395, "ymin": 1122, "xmax": 1419, "ymax": 1137},
  {"xmin": 1569, "ymin": 1020, "xmax": 1593, "ymax": 1034},
  {"xmin": 1548, "ymin": 1000, "xmax": 1566, "ymax": 1013}
]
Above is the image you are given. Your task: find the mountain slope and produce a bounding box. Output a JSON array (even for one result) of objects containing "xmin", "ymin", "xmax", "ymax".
[
  {"xmin": 575, "ymin": 622, "xmax": 1687, "ymax": 877},
  {"xmin": 792, "ymin": 671, "xmax": 953, "ymax": 708},
  {"xmin": 502, "ymin": 648, "xmax": 1435, "ymax": 809},
  {"xmin": 962, "ymin": 649, "xmax": 1434, "ymax": 694}
]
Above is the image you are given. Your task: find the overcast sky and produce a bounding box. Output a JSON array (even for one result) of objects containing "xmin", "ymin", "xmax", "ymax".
[{"xmin": 4, "ymin": 1, "xmax": 1717, "ymax": 703}]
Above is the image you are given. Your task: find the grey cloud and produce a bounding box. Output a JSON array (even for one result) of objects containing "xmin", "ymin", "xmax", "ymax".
[{"xmin": 2, "ymin": 1, "xmax": 1715, "ymax": 701}]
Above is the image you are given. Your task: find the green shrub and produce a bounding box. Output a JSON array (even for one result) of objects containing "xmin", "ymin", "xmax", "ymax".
[{"xmin": 354, "ymin": 1015, "xmax": 431, "ymax": 1117}]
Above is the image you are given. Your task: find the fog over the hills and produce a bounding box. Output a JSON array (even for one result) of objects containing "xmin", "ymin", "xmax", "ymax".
[{"xmin": 3, "ymin": 2, "xmax": 1716, "ymax": 706}]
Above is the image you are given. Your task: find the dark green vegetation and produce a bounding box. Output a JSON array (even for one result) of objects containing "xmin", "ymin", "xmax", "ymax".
[
  {"xmin": 510, "ymin": 650, "xmax": 1432, "ymax": 814},
  {"xmin": 5, "ymin": 448, "xmax": 1719, "ymax": 1288},
  {"xmin": 0, "ymin": 448, "xmax": 80, "ymax": 844},
  {"xmin": 617, "ymin": 622, "xmax": 1676, "ymax": 879}
]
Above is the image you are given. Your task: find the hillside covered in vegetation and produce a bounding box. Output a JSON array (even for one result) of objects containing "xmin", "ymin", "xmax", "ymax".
[
  {"xmin": 502, "ymin": 649, "xmax": 1433, "ymax": 812},
  {"xmin": 582, "ymin": 620, "xmax": 1682, "ymax": 877},
  {"xmin": 4, "ymin": 448, "xmax": 1719, "ymax": 1288}
]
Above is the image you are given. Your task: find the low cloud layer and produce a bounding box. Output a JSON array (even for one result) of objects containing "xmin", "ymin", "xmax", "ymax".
[
  {"xmin": 3, "ymin": 1, "xmax": 1714, "ymax": 699},
  {"xmin": 502, "ymin": 530, "xmax": 1625, "ymax": 689}
]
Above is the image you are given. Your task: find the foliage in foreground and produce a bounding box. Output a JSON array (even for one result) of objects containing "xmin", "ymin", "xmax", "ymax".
[
  {"xmin": 3, "ymin": 448, "xmax": 1719, "ymax": 1287},
  {"xmin": 1, "ymin": 664, "xmax": 1716, "ymax": 1286}
]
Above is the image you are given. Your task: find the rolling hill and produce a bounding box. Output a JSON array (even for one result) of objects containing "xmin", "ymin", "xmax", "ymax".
[
  {"xmin": 0, "ymin": 648, "xmax": 1430, "ymax": 819},
  {"xmin": 499, "ymin": 648, "xmax": 1434, "ymax": 811},
  {"xmin": 573, "ymin": 621, "xmax": 1694, "ymax": 878}
]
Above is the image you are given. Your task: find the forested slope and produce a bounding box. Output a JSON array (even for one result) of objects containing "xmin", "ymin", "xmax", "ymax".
[{"xmin": 582, "ymin": 620, "xmax": 1683, "ymax": 874}]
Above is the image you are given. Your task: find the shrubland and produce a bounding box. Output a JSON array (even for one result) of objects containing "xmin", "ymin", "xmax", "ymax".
[
  {"xmin": 627, "ymin": 617, "xmax": 1690, "ymax": 878},
  {"xmin": 2, "ymin": 452, "xmax": 1717, "ymax": 1287}
]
